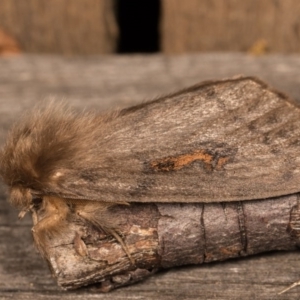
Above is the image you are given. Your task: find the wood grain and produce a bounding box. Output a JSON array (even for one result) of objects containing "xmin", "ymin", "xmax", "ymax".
[
  {"xmin": 0, "ymin": 0, "xmax": 118, "ymax": 54},
  {"xmin": 161, "ymin": 0, "xmax": 300, "ymax": 53}
]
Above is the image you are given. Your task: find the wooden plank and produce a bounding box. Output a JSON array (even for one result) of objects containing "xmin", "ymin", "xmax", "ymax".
[
  {"xmin": 161, "ymin": 0, "xmax": 300, "ymax": 53},
  {"xmin": 1, "ymin": 54, "xmax": 300, "ymax": 299},
  {"xmin": 0, "ymin": 0, "xmax": 118, "ymax": 54}
]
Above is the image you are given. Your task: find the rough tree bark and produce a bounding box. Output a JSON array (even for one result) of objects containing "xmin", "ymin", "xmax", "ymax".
[{"xmin": 42, "ymin": 195, "xmax": 300, "ymax": 291}]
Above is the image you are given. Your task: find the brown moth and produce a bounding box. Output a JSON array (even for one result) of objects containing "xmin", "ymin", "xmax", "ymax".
[{"xmin": 1, "ymin": 76, "xmax": 300, "ymax": 266}]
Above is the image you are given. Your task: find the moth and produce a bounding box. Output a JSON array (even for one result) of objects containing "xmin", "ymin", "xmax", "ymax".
[{"xmin": 1, "ymin": 76, "xmax": 300, "ymax": 266}]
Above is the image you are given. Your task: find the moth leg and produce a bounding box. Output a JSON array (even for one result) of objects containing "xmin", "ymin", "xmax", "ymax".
[
  {"xmin": 30, "ymin": 204, "xmax": 39, "ymax": 226},
  {"xmin": 32, "ymin": 214, "xmax": 65, "ymax": 258},
  {"xmin": 73, "ymin": 231, "xmax": 88, "ymax": 257},
  {"xmin": 31, "ymin": 196, "xmax": 70, "ymax": 259},
  {"xmin": 102, "ymin": 226, "xmax": 135, "ymax": 265},
  {"xmin": 18, "ymin": 209, "xmax": 28, "ymax": 220},
  {"xmin": 278, "ymin": 281, "xmax": 300, "ymax": 294},
  {"xmin": 75, "ymin": 201, "xmax": 135, "ymax": 265}
]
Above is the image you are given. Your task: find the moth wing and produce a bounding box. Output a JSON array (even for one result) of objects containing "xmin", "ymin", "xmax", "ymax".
[{"xmin": 45, "ymin": 77, "xmax": 300, "ymax": 203}]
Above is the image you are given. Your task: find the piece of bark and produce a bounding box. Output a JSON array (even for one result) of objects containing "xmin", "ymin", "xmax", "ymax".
[{"xmin": 41, "ymin": 194, "xmax": 299, "ymax": 291}]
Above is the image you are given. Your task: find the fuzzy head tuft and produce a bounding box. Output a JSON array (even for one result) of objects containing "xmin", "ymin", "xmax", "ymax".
[{"xmin": 0, "ymin": 101, "xmax": 114, "ymax": 209}]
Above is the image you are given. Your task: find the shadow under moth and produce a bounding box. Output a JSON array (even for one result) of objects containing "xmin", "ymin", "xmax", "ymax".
[{"xmin": 1, "ymin": 76, "xmax": 300, "ymax": 293}]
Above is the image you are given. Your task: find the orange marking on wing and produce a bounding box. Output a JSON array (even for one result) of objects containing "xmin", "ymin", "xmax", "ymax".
[
  {"xmin": 216, "ymin": 156, "xmax": 230, "ymax": 170},
  {"xmin": 150, "ymin": 150, "xmax": 230, "ymax": 172}
]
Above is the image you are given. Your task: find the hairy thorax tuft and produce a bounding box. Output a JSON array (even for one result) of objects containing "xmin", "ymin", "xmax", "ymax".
[{"xmin": 9, "ymin": 186, "xmax": 32, "ymax": 209}]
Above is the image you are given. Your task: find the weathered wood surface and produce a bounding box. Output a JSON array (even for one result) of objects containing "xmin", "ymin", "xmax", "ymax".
[
  {"xmin": 161, "ymin": 0, "xmax": 300, "ymax": 53},
  {"xmin": 1, "ymin": 53, "xmax": 300, "ymax": 299},
  {"xmin": 0, "ymin": 0, "xmax": 118, "ymax": 54}
]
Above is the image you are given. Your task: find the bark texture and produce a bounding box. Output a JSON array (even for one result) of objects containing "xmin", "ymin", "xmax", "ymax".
[{"xmin": 44, "ymin": 195, "xmax": 300, "ymax": 291}]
